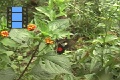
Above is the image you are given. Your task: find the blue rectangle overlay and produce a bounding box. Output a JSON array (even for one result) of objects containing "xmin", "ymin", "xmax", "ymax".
[
  {"xmin": 12, "ymin": 22, "xmax": 22, "ymax": 28},
  {"xmin": 12, "ymin": 13, "xmax": 22, "ymax": 21},
  {"xmin": 12, "ymin": 7, "xmax": 22, "ymax": 12}
]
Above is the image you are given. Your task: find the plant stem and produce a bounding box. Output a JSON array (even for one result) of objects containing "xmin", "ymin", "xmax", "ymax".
[{"xmin": 17, "ymin": 42, "xmax": 41, "ymax": 80}]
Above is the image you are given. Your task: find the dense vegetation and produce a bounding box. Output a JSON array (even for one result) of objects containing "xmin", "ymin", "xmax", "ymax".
[{"xmin": 0, "ymin": 0, "xmax": 120, "ymax": 80}]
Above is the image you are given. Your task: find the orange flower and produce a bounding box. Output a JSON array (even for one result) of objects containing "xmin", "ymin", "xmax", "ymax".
[
  {"xmin": 0, "ymin": 31, "xmax": 9, "ymax": 37},
  {"xmin": 27, "ymin": 24, "xmax": 36, "ymax": 31},
  {"xmin": 45, "ymin": 37, "xmax": 54, "ymax": 44}
]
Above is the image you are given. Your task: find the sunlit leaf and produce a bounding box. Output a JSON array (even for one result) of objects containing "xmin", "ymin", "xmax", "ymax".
[
  {"xmin": 35, "ymin": 6, "xmax": 50, "ymax": 19},
  {"xmin": 3, "ymin": 51, "xmax": 14, "ymax": 56},
  {"xmin": 9, "ymin": 29, "xmax": 30, "ymax": 44},
  {"xmin": 48, "ymin": 19, "xmax": 70, "ymax": 31},
  {"xmin": 1, "ymin": 38, "xmax": 19, "ymax": 47},
  {"xmin": 105, "ymin": 35, "xmax": 118, "ymax": 43}
]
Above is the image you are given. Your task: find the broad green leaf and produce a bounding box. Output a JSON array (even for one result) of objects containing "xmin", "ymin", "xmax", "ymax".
[
  {"xmin": 0, "ymin": 68, "xmax": 16, "ymax": 80},
  {"xmin": 2, "ymin": 51, "xmax": 14, "ymax": 56},
  {"xmin": 1, "ymin": 38, "xmax": 18, "ymax": 47},
  {"xmin": 105, "ymin": 35, "xmax": 118, "ymax": 43},
  {"xmin": 42, "ymin": 54, "xmax": 72, "ymax": 74},
  {"xmin": 35, "ymin": 6, "xmax": 50, "ymax": 19},
  {"xmin": 31, "ymin": 54, "xmax": 72, "ymax": 79},
  {"xmin": 38, "ymin": 22, "xmax": 49, "ymax": 33},
  {"xmin": 55, "ymin": 31, "xmax": 72, "ymax": 38},
  {"xmin": 9, "ymin": 29, "xmax": 30, "ymax": 44},
  {"xmin": 31, "ymin": 63, "xmax": 55, "ymax": 80},
  {"xmin": 34, "ymin": 19, "xmax": 50, "ymax": 36},
  {"xmin": 48, "ymin": 19, "xmax": 70, "ymax": 31}
]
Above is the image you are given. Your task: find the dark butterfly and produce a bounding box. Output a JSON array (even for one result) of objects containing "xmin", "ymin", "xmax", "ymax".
[{"xmin": 57, "ymin": 42, "xmax": 68, "ymax": 54}]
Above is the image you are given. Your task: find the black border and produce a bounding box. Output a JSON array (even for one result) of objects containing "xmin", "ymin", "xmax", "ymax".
[
  {"xmin": 7, "ymin": 7, "xmax": 12, "ymax": 28},
  {"xmin": 7, "ymin": 7, "xmax": 28, "ymax": 29}
]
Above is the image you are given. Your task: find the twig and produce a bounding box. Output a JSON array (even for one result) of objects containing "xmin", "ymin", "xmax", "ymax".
[{"xmin": 17, "ymin": 42, "xmax": 41, "ymax": 80}]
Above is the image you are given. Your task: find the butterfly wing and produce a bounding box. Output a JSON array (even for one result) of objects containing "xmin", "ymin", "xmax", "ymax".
[{"xmin": 57, "ymin": 44, "xmax": 65, "ymax": 54}]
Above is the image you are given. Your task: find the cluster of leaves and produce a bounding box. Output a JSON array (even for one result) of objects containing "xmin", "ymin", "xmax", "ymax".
[
  {"xmin": 0, "ymin": 0, "xmax": 120, "ymax": 80},
  {"xmin": 65, "ymin": 0, "xmax": 120, "ymax": 80},
  {"xmin": 0, "ymin": 0, "xmax": 72, "ymax": 80},
  {"xmin": 67, "ymin": 0, "xmax": 120, "ymax": 38}
]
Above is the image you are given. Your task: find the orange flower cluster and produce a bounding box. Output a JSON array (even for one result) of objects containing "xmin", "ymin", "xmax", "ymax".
[
  {"xmin": 27, "ymin": 24, "xmax": 36, "ymax": 31},
  {"xmin": 45, "ymin": 37, "xmax": 54, "ymax": 44},
  {"xmin": 0, "ymin": 31, "xmax": 9, "ymax": 37}
]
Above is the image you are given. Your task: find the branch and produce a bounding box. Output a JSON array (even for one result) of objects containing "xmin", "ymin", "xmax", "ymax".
[{"xmin": 17, "ymin": 42, "xmax": 41, "ymax": 80}]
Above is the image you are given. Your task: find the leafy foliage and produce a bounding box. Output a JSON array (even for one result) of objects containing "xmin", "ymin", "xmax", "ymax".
[{"xmin": 0, "ymin": 0, "xmax": 120, "ymax": 80}]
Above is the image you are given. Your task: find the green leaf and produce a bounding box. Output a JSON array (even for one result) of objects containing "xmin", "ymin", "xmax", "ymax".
[
  {"xmin": 54, "ymin": 0, "xmax": 65, "ymax": 2},
  {"xmin": 55, "ymin": 31, "xmax": 72, "ymax": 38},
  {"xmin": 49, "ymin": 10, "xmax": 56, "ymax": 21},
  {"xmin": 41, "ymin": 54, "xmax": 72, "ymax": 74},
  {"xmin": 3, "ymin": 51, "xmax": 14, "ymax": 56},
  {"xmin": 92, "ymin": 36, "xmax": 103, "ymax": 44},
  {"xmin": 105, "ymin": 35, "xmax": 118, "ymax": 43},
  {"xmin": 0, "ymin": 54, "xmax": 11, "ymax": 63},
  {"xmin": 35, "ymin": 6, "xmax": 50, "ymax": 19},
  {"xmin": 90, "ymin": 58, "xmax": 97, "ymax": 72},
  {"xmin": 38, "ymin": 22, "xmax": 49, "ymax": 33},
  {"xmin": 38, "ymin": 42, "xmax": 46, "ymax": 52},
  {"xmin": 9, "ymin": 29, "xmax": 30, "ymax": 44},
  {"xmin": 0, "ymin": 54, "xmax": 11, "ymax": 69},
  {"xmin": 34, "ymin": 19, "xmax": 50, "ymax": 36},
  {"xmin": 48, "ymin": 19, "xmax": 71, "ymax": 38},
  {"xmin": 48, "ymin": 19, "xmax": 70, "ymax": 31},
  {"xmin": 31, "ymin": 54, "xmax": 72, "ymax": 79},
  {"xmin": 92, "ymin": 34, "xmax": 118, "ymax": 44},
  {"xmin": 0, "ymin": 68, "xmax": 16, "ymax": 80},
  {"xmin": 31, "ymin": 63, "xmax": 55, "ymax": 80},
  {"xmin": 84, "ymin": 73, "xmax": 95, "ymax": 80},
  {"xmin": 0, "ymin": 16, "xmax": 7, "ymax": 29},
  {"xmin": 1, "ymin": 38, "xmax": 18, "ymax": 47},
  {"xmin": 0, "ymin": 43, "xmax": 6, "ymax": 52},
  {"xmin": 56, "ymin": 12, "xmax": 66, "ymax": 18}
]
